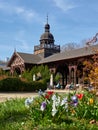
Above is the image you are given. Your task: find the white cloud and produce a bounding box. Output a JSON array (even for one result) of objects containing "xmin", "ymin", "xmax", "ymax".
[
  {"xmin": 53, "ymin": 0, "xmax": 76, "ymax": 12},
  {"xmin": 15, "ymin": 7, "xmax": 35, "ymax": 22},
  {"xmin": 0, "ymin": 1, "xmax": 35, "ymax": 22}
]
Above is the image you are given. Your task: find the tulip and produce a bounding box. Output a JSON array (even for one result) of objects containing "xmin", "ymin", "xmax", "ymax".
[
  {"xmin": 76, "ymin": 93, "xmax": 84, "ymax": 100},
  {"xmin": 45, "ymin": 94, "xmax": 50, "ymax": 99},
  {"xmin": 89, "ymin": 98, "xmax": 94, "ymax": 104},
  {"xmin": 47, "ymin": 91, "xmax": 54, "ymax": 95}
]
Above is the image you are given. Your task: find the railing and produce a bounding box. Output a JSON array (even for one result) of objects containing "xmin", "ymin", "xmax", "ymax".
[{"xmin": 34, "ymin": 44, "xmax": 60, "ymax": 51}]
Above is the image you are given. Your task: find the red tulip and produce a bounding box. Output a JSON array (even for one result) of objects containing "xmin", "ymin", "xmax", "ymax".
[
  {"xmin": 45, "ymin": 94, "xmax": 50, "ymax": 99},
  {"xmin": 47, "ymin": 91, "xmax": 54, "ymax": 95},
  {"xmin": 76, "ymin": 93, "xmax": 84, "ymax": 100}
]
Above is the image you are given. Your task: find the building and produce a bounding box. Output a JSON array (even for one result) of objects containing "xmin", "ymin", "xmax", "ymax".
[
  {"xmin": 7, "ymin": 21, "xmax": 98, "ymax": 88},
  {"xmin": 7, "ymin": 20, "xmax": 60, "ymax": 75},
  {"xmin": 0, "ymin": 60, "xmax": 10, "ymax": 71}
]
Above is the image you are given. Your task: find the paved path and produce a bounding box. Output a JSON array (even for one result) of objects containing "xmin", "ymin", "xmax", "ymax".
[
  {"xmin": 0, "ymin": 92, "xmax": 38, "ymax": 102},
  {"xmin": 0, "ymin": 89, "xmax": 80, "ymax": 103}
]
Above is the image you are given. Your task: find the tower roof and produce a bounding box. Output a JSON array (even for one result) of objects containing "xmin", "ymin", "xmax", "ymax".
[{"xmin": 40, "ymin": 18, "xmax": 55, "ymax": 44}]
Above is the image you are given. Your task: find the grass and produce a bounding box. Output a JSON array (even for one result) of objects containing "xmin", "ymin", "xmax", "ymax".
[{"xmin": 0, "ymin": 92, "xmax": 98, "ymax": 130}]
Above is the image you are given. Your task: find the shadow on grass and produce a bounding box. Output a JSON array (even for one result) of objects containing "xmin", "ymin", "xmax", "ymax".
[{"xmin": 0, "ymin": 110, "xmax": 29, "ymax": 124}]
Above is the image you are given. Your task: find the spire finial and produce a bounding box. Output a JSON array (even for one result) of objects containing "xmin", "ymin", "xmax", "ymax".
[{"xmin": 47, "ymin": 13, "xmax": 48, "ymax": 24}]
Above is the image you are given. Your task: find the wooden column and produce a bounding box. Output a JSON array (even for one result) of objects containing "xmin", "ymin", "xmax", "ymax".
[
  {"xmin": 68, "ymin": 66, "xmax": 72, "ymax": 83},
  {"xmin": 74, "ymin": 66, "xmax": 77, "ymax": 86},
  {"xmin": 68, "ymin": 65, "xmax": 77, "ymax": 85}
]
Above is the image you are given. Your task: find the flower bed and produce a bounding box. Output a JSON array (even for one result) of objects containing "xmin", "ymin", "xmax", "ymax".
[
  {"xmin": 0, "ymin": 90, "xmax": 98, "ymax": 129},
  {"xmin": 24, "ymin": 90, "xmax": 98, "ymax": 129}
]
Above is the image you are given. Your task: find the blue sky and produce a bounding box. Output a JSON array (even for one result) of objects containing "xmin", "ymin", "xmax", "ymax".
[{"xmin": 0, "ymin": 0, "xmax": 98, "ymax": 61}]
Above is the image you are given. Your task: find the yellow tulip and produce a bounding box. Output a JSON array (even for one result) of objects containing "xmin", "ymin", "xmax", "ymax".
[{"xmin": 89, "ymin": 98, "xmax": 94, "ymax": 104}]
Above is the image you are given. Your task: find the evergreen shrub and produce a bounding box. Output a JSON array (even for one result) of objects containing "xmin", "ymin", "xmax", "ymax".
[{"xmin": 0, "ymin": 77, "xmax": 47, "ymax": 92}]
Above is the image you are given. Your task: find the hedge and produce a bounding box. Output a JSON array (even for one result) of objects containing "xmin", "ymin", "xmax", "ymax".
[{"xmin": 0, "ymin": 77, "xmax": 47, "ymax": 92}]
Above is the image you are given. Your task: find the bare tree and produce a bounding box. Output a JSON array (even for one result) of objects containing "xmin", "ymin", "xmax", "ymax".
[
  {"xmin": 61, "ymin": 42, "xmax": 80, "ymax": 52},
  {"xmin": 85, "ymin": 33, "xmax": 98, "ymax": 46}
]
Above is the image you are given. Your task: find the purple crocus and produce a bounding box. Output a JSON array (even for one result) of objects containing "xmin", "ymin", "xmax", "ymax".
[
  {"xmin": 40, "ymin": 101, "xmax": 47, "ymax": 111},
  {"xmin": 71, "ymin": 95, "xmax": 78, "ymax": 107}
]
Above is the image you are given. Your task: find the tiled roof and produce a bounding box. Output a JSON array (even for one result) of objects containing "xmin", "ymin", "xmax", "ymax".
[
  {"xmin": 7, "ymin": 44, "xmax": 98, "ymax": 67},
  {"xmin": 17, "ymin": 52, "xmax": 42, "ymax": 64},
  {"xmin": 38, "ymin": 44, "xmax": 98, "ymax": 64}
]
